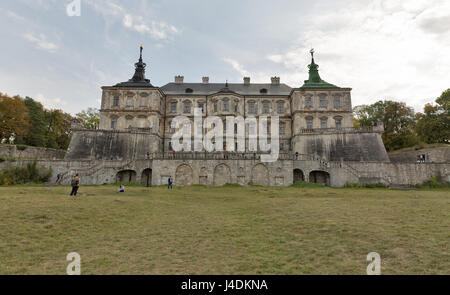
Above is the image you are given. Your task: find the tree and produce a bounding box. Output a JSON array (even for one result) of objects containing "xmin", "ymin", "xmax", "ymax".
[
  {"xmin": 0, "ymin": 94, "xmax": 30, "ymax": 143},
  {"xmin": 353, "ymin": 100, "xmax": 418, "ymax": 151},
  {"xmin": 23, "ymin": 97, "xmax": 47, "ymax": 147},
  {"xmin": 75, "ymin": 108, "xmax": 99, "ymax": 129},
  {"xmin": 44, "ymin": 109, "xmax": 73, "ymax": 149},
  {"xmin": 416, "ymin": 89, "xmax": 450, "ymax": 144}
]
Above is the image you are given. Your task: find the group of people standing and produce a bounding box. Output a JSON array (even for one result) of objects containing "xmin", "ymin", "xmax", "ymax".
[{"xmin": 417, "ymin": 154, "xmax": 430, "ymax": 163}]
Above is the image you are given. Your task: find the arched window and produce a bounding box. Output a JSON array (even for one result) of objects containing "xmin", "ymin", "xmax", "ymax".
[
  {"xmin": 260, "ymin": 88, "xmax": 268, "ymax": 94},
  {"xmin": 185, "ymin": 88, "xmax": 194, "ymax": 93}
]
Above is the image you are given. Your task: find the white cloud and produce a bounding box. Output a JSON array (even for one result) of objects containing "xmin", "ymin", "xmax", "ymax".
[
  {"xmin": 86, "ymin": 0, "xmax": 180, "ymax": 41},
  {"xmin": 223, "ymin": 58, "xmax": 250, "ymax": 77},
  {"xmin": 260, "ymin": 0, "xmax": 450, "ymax": 111},
  {"xmin": 35, "ymin": 93, "xmax": 66, "ymax": 110},
  {"xmin": 23, "ymin": 33, "xmax": 58, "ymax": 53}
]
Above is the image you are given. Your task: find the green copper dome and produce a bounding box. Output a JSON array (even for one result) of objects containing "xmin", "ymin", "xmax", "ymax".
[{"xmin": 300, "ymin": 49, "xmax": 339, "ymax": 89}]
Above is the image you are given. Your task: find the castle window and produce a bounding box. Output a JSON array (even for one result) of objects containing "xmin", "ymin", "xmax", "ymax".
[
  {"xmin": 306, "ymin": 118, "xmax": 313, "ymax": 129},
  {"xmin": 183, "ymin": 102, "xmax": 191, "ymax": 113},
  {"xmin": 183, "ymin": 123, "xmax": 190, "ymax": 134},
  {"xmin": 185, "ymin": 88, "xmax": 193, "ymax": 93},
  {"xmin": 248, "ymin": 102, "xmax": 256, "ymax": 114},
  {"xmin": 234, "ymin": 102, "xmax": 238, "ymax": 112},
  {"xmin": 277, "ymin": 102, "xmax": 284, "ymax": 114},
  {"xmin": 263, "ymin": 102, "xmax": 270, "ymax": 114},
  {"xmin": 170, "ymin": 102, "xmax": 177, "ymax": 113},
  {"xmin": 280, "ymin": 142, "xmax": 284, "ymax": 151},
  {"xmin": 320, "ymin": 97, "xmax": 328, "ymax": 108},
  {"xmin": 198, "ymin": 103, "xmax": 204, "ymax": 113},
  {"xmin": 169, "ymin": 121, "xmax": 175, "ymax": 133},
  {"xmin": 260, "ymin": 88, "xmax": 268, "ymax": 94},
  {"xmin": 223, "ymin": 101, "xmax": 229, "ymax": 112},
  {"xmin": 320, "ymin": 117, "xmax": 328, "ymax": 129},
  {"xmin": 305, "ymin": 97, "xmax": 312, "ymax": 108},
  {"xmin": 113, "ymin": 96, "xmax": 119, "ymax": 107},
  {"xmin": 279, "ymin": 122, "xmax": 285, "ymax": 135},
  {"xmin": 214, "ymin": 102, "xmax": 218, "ymax": 113},
  {"xmin": 334, "ymin": 117, "xmax": 342, "ymax": 129},
  {"xmin": 111, "ymin": 118, "xmax": 118, "ymax": 129},
  {"xmin": 334, "ymin": 97, "xmax": 341, "ymax": 108}
]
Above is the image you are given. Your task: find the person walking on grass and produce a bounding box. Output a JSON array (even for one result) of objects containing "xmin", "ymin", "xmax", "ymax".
[
  {"xmin": 70, "ymin": 174, "xmax": 80, "ymax": 196},
  {"xmin": 168, "ymin": 176, "xmax": 173, "ymax": 189}
]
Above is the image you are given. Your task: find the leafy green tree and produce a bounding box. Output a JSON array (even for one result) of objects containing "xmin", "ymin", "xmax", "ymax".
[
  {"xmin": 75, "ymin": 108, "xmax": 99, "ymax": 129},
  {"xmin": 0, "ymin": 94, "xmax": 30, "ymax": 143},
  {"xmin": 23, "ymin": 97, "xmax": 47, "ymax": 147},
  {"xmin": 354, "ymin": 100, "xmax": 418, "ymax": 151},
  {"xmin": 45, "ymin": 109, "xmax": 73, "ymax": 149},
  {"xmin": 416, "ymin": 89, "xmax": 450, "ymax": 144}
]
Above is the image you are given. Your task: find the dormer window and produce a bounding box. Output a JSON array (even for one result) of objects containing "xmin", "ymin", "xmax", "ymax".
[
  {"xmin": 260, "ymin": 88, "xmax": 268, "ymax": 94},
  {"xmin": 185, "ymin": 88, "xmax": 193, "ymax": 93}
]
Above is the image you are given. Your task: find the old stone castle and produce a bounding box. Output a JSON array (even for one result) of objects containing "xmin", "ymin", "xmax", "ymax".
[{"xmin": 9, "ymin": 47, "xmax": 447, "ymax": 187}]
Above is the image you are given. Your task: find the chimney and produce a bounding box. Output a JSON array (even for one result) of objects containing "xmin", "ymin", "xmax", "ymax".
[
  {"xmin": 271, "ymin": 76, "xmax": 280, "ymax": 85},
  {"xmin": 202, "ymin": 77, "xmax": 209, "ymax": 84},
  {"xmin": 175, "ymin": 75, "xmax": 184, "ymax": 84},
  {"xmin": 243, "ymin": 77, "xmax": 250, "ymax": 85}
]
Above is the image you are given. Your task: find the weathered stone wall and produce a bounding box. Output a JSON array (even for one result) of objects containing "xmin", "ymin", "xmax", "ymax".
[
  {"xmin": 292, "ymin": 131, "xmax": 390, "ymax": 162},
  {"xmin": 389, "ymin": 147, "xmax": 450, "ymax": 163},
  {"xmin": 65, "ymin": 129, "xmax": 161, "ymax": 161},
  {"xmin": 4, "ymin": 156, "xmax": 447, "ymax": 189},
  {"xmin": 0, "ymin": 145, "xmax": 66, "ymax": 160}
]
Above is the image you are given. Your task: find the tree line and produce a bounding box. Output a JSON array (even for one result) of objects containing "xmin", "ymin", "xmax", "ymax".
[
  {"xmin": 1, "ymin": 89, "xmax": 448, "ymax": 152},
  {"xmin": 0, "ymin": 93, "xmax": 99, "ymax": 150},
  {"xmin": 353, "ymin": 89, "xmax": 449, "ymax": 151}
]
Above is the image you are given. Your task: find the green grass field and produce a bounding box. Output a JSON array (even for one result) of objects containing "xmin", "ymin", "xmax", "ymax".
[{"xmin": 0, "ymin": 184, "xmax": 448, "ymax": 274}]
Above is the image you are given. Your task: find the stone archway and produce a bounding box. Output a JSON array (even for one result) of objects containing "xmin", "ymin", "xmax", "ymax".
[
  {"xmin": 175, "ymin": 164, "xmax": 193, "ymax": 186},
  {"xmin": 116, "ymin": 170, "xmax": 137, "ymax": 183},
  {"xmin": 293, "ymin": 169, "xmax": 304, "ymax": 183},
  {"xmin": 213, "ymin": 164, "xmax": 231, "ymax": 186},
  {"xmin": 141, "ymin": 168, "xmax": 152, "ymax": 187},
  {"xmin": 252, "ymin": 164, "xmax": 269, "ymax": 186},
  {"xmin": 309, "ymin": 170, "xmax": 330, "ymax": 186}
]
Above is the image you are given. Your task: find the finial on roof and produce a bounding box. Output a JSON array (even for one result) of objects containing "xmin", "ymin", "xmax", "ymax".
[
  {"xmin": 225, "ymin": 80, "xmax": 229, "ymax": 88},
  {"xmin": 140, "ymin": 45, "xmax": 143, "ymax": 60},
  {"xmin": 310, "ymin": 48, "xmax": 315, "ymax": 59}
]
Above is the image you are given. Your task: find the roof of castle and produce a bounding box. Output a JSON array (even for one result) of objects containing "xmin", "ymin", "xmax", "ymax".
[
  {"xmin": 160, "ymin": 82, "xmax": 292, "ymax": 96},
  {"xmin": 300, "ymin": 49, "xmax": 340, "ymax": 89}
]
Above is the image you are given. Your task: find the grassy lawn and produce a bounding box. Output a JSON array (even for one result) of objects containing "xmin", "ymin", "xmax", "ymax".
[{"xmin": 0, "ymin": 184, "xmax": 449, "ymax": 274}]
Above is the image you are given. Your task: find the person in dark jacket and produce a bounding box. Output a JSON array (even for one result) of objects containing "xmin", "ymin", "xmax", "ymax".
[
  {"xmin": 168, "ymin": 176, "xmax": 173, "ymax": 189},
  {"xmin": 70, "ymin": 174, "xmax": 80, "ymax": 196}
]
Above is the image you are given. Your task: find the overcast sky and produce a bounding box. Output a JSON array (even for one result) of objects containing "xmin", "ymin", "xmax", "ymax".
[{"xmin": 0, "ymin": 0, "xmax": 449, "ymax": 114}]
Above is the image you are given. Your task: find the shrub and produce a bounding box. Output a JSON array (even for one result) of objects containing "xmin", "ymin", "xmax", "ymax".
[
  {"xmin": 416, "ymin": 177, "xmax": 450, "ymax": 189},
  {"xmin": 344, "ymin": 182, "xmax": 388, "ymax": 188},
  {"xmin": 16, "ymin": 144, "xmax": 28, "ymax": 151},
  {"xmin": 222, "ymin": 183, "xmax": 242, "ymax": 187},
  {"xmin": 290, "ymin": 181, "xmax": 326, "ymax": 188},
  {"xmin": 0, "ymin": 161, "xmax": 52, "ymax": 185},
  {"xmin": 0, "ymin": 156, "xmax": 5, "ymax": 163}
]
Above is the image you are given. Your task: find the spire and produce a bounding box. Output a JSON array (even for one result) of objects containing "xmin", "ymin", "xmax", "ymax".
[
  {"xmin": 130, "ymin": 45, "xmax": 150, "ymax": 83},
  {"xmin": 300, "ymin": 49, "xmax": 339, "ymax": 89}
]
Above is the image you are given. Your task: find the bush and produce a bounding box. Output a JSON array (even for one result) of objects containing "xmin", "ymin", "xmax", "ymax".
[
  {"xmin": 344, "ymin": 182, "xmax": 388, "ymax": 188},
  {"xmin": 290, "ymin": 181, "xmax": 326, "ymax": 188},
  {"xmin": 0, "ymin": 156, "xmax": 5, "ymax": 163},
  {"xmin": 416, "ymin": 177, "xmax": 450, "ymax": 189},
  {"xmin": 0, "ymin": 161, "xmax": 52, "ymax": 185},
  {"xmin": 222, "ymin": 183, "xmax": 242, "ymax": 187},
  {"xmin": 16, "ymin": 144, "xmax": 28, "ymax": 151}
]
